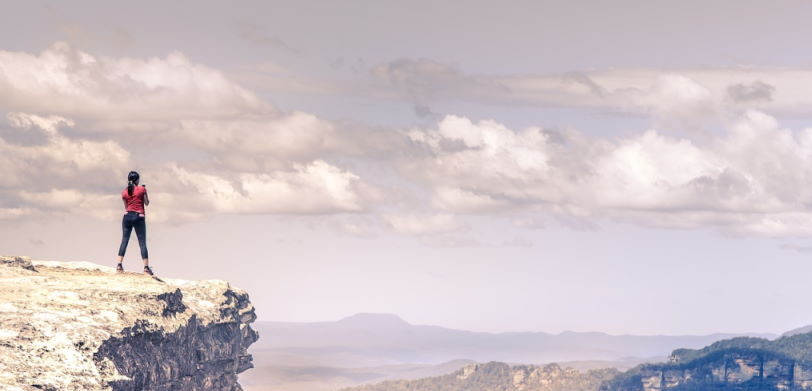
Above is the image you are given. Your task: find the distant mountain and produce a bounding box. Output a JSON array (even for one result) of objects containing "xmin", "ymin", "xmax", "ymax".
[
  {"xmin": 339, "ymin": 362, "xmax": 620, "ymax": 391},
  {"xmin": 249, "ymin": 313, "xmax": 777, "ymax": 365}
]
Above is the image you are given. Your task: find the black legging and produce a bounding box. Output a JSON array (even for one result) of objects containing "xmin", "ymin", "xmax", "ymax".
[{"xmin": 118, "ymin": 212, "xmax": 148, "ymax": 259}]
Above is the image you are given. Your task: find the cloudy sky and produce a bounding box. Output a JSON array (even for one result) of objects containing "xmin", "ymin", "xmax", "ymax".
[{"xmin": 3, "ymin": 0, "xmax": 812, "ymax": 335}]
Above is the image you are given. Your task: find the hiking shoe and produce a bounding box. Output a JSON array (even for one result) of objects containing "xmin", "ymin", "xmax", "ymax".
[
  {"xmin": 143, "ymin": 266, "xmax": 154, "ymax": 276},
  {"xmin": 116, "ymin": 263, "xmax": 124, "ymax": 273}
]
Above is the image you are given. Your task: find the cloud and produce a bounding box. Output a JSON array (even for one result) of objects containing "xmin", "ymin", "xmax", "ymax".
[
  {"xmin": 3, "ymin": 158, "xmax": 378, "ymax": 224},
  {"xmin": 0, "ymin": 111, "xmax": 377, "ymax": 223},
  {"xmin": 368, "ymin": 58, "xmax": 812, "ymax": 120},
  {"xmin": 142, "ymin": 160, "xmax": 376, "ymax": 223},
  {"xmin": 499, "ymin": 70, "xmax": 720, "ymax": 121},
  {"xmin": 371, "ymin": 58, "xmax": 470, "ymax": 101},
  {"xmin": 0, "ymin": 113, "xmax": 132, "ymax": 220},
  {"xmin": 403, "ymin": 111, "xmax": 812, "ymax": 236},
  {"xmin": 402, "ymin": 115, "xmax": 559, "ymax": 205},
  {"xmin": 0, "ymin": 113, "xmax": 129, "ymax": 190},
  {"xmin": 631, "ymin": 74, "xmax": 714, "ymax": 122},
  {"xmin": 0, "ymin": 44, "xmax": 392, "ymax": 225},
  {"xmin": 6, "ymin": 113, "xmax": 74, "ymax": 136},
  {"xmin": 176, "ymin": 112, "xmax": 343, "ymax": 171},
  {"xmin": 9, "ymin": 43, "xmax": 812, "ymax": 238},
  {"xmin": 0, "ymin": 42, "xmax": 268, "ymax": 123},
  {"xmin": 727, "ymin": 80, "xmax": 775, "ymax": 103},
  {"xmin": 169, "ymin": 110, "xmax": 409, "ymax": 179}
]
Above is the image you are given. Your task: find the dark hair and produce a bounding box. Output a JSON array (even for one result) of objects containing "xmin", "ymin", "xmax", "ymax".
[{"xmin": 127, "ymin": 171, "xmax": 140, "ymax": 196}]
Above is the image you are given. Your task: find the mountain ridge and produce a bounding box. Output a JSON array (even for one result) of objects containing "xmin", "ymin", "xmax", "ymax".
[{"xmin": 270, "ymin": 313, "xmax": 778, "ymax": 338}]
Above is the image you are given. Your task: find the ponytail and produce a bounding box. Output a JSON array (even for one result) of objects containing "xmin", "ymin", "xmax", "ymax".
[{"xmin": 126, "ymin": 171, "xmax": 140, "ymax": 196}]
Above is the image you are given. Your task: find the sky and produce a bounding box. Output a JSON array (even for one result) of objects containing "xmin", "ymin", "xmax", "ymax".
[{"xmin": 3, "ymin": 0, "xmax": 812, "ymax": 335}]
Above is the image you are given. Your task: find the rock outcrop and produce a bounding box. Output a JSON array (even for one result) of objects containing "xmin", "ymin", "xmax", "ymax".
[{"xmin": 0, "ymin": 256, "xmax": 258, "ymax": 391}]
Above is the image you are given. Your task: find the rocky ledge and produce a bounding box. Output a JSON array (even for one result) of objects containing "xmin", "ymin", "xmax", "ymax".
[{"xmin": 0, "ymin": 256, "xmax": 258, "ymax": 391}]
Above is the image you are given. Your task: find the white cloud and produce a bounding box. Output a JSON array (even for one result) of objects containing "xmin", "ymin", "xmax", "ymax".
[
  {"xmin": 404, "ymin": 112, "xmax": 812, "ymax": 236},
  {"xmin": 177, "ymin": 111, "xmax": 343, "ymax": 171},
  {"xmin": 0, "ymin": 112, "xmax": 131, "ymax": 219},
  {"xmin": 0, "ymin": 42, "xmax": 268, "ymax": 123},
  {"xmin": 3, "ymin": 158, "xmax": 377, "ymax": 223},
  {"xmin": 141, "ymin": 160, "xmax": 375, "ymax": 222},
  {"xmin": 0, "ymin": 44, "xmax": 395, "ymax": 224},
  {"xmin": 9, "ymin": 44, "xmax": 812, "ymax": 238},
  {"xmin": 403, "ymin": 115, "xmax": 557, "ymax": 203},
  {"xmin": 6, "ymin": 113, "xmax": 74, "ymax": 136},
  {"xmin": 0, "ymin": 112, "xmax": 130, "ymax": 189},
  {"xmin": 630, "ymin": 74, "xmax": 715, "ymax": 121}
]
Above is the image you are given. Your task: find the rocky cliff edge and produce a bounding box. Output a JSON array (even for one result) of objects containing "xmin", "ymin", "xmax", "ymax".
[{"xmin": 0, "ymin": 255, "xmax": 258, "ymax": 391}]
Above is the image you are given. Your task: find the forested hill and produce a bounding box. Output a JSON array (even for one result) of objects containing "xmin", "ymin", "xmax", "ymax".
[
  {"xmin": 670, "ymin": 332, "xmax": 812, "ymax": 362},
  {"xmin": 340, "ymin": 362, "xmax": 620, "ymax": 391},
  {"xmin": 602, "ymin": 332, "xmax": 812, "ymax": 391}
]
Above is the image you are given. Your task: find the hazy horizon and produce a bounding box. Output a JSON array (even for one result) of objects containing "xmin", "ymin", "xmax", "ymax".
[
  {"xmin": 255, "ymin": 312, "xmax": 787, "ymax": 337},
  {"xmin": 4, "ymin": 1, "xmax": 812, "ymax": 337}
]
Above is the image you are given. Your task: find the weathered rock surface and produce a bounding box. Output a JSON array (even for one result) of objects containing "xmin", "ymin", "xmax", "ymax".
[{"xmin": 0, "ymin": 256, "xmax": 258, "ymax": 391}]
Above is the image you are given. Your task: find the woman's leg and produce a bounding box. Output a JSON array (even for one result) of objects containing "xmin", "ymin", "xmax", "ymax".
[
  {"xmin": 117, "ymin": 214, "xmax": 134, "ymax": 264},
  {"xmin": 133, "ymin": 216, "xmax": 149, "ymax": 266}
]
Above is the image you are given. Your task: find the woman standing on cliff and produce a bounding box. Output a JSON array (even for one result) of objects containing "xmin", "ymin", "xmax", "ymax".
[{"xmin": 116, "ymin": 171, "xmax": 153, "ymax": 276}]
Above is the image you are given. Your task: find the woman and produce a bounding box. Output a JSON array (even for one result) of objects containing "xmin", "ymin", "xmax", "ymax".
[{"xmin": 116, "ymin": 171, "xmax": 153, "ymax": 275}]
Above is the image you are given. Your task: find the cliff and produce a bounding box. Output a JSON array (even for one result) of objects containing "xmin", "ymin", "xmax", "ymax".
[
  {"xmin": 0, "ymin": 255, "xmax": 258, "ymax": 391},
  {"xmin": 601, "ymin": 334, "xmax": 812, "ymax": 391},
  {"xmin": 340, "ymin": 361, "xmax": 621, "ymax": 391}
]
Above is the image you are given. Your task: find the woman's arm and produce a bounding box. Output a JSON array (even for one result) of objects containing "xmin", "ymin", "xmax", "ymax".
[{"xmin": 143, "ymin": 187, "xmax": 150, "ymax": 206}]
